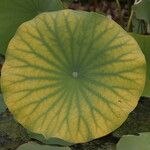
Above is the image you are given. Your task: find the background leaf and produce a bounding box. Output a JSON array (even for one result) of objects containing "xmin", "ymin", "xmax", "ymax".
[
  {"xmin": 132, "ymin": 0, "xmax": 150, "ymax": 23},
  {"xmin": 17, "ymin": 142, "xmax": 71, "ymax": 150},
  {"xmin": 130, "ymin": 33, "xmax": 150, "ymax": 97},
  {"xmin": 28, "ymin": 131, "xmax": 73, "ymax": 146},
  {"xmin": 117, "ymin": 132, "xmax": 150, "ymax": 150},
  {"xmin": 0, "ymin": 0, "xmax": 64, "ymax": 55}
]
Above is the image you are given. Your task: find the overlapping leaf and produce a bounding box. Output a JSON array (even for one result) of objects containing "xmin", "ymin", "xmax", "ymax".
[
  {"xmin": 130, "ymin": 33, "xmax": 150, "ymax": 97},
  {"xmin": 28, "ymin": 131, "xmax": 73, "ymax": 146},
  {"xmin": 17, "ymin": 142, "xmax": 71, "ymax": 150},
  {"xmin": 117, "ymin": 132, "xmax": 150, "ymax": 150},
  {"xmin": 0, "ymin": 0, "xmax": 64, "ymax": 55},
  {"xmin": 133, "ymin": 0, "xmax": 150, "ymax": 23},
  {"xmin": 1, "ymin": 10, "xmax": 146, "ymax": 143}
]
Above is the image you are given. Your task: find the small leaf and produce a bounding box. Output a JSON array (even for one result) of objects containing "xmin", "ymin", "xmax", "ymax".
[
  {"xmin": 0, "ymin": 94, "xmax": 7, "ymax": 113},
  {"xmin": 28, "ymin": 131, "xmax": 73, "ymax": 146},
  {"xmin": 1, "ymin": 9, "xmax": 146, "ymax": 144},
  {"xmin": 132, "ymin": 0, "xmax": 150, "ymax": 23},
  {"xmin": 0, "ymin": 0, "xmax": 64, "ymax": 55},
  {"xmin": 17, "ymin": 142, "xmax": 71, "ymax": 150},
  {"xmin": 117, "ymin": 132, "xmax": 150, "ymax": 150},
  {"xmin": 130, "ymin": 33, "xmax": 150, "ymax": 97}
]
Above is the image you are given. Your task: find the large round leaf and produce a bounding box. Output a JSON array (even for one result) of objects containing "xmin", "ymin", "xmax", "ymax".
[
  {"xmin": 0, "ymin": 0, "xmax": 64, "ymax": 55},
  {"xmin": 1, "ymin": 10, "xmax": 146, "ymax": 143},
  {"xmin": 130, "ymin": 33, "xmax": 150, "ymax": 97}
]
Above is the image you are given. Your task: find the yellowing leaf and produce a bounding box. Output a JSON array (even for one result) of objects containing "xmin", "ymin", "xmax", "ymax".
[
  {"xmin": 1, "ymin": 10, "xmax": 146, "ymax": 144},
  {"xmin": 133, "ymin": 0, "xmax": 150, "ymax": 23}
]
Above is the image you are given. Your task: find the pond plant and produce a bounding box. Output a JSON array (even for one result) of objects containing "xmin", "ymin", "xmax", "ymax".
[{"xmin": 0, "ymin": 0, "xmax": 149, "ymax": 150}]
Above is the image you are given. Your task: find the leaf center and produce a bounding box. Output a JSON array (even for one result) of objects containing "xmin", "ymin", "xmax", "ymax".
[{"xmin": 72, "ymin": 71, "xmax": 78, "ymax": 78}]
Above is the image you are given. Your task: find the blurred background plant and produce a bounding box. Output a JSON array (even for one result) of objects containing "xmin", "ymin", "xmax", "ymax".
[{"xmin": 62, "ymin": 0, "xmax": 150, "ymax": 34}]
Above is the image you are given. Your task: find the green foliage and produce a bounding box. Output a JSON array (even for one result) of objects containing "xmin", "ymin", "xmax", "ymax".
[
  {"xmin": 132, "ymin": 17, "xmax": 147, "ymax": 34},
  {"xmin": 0, "ymin": 0, "xmax": 64, "ymax": 55},
  {"xmin": 133, "ymin": 0, "xmax": 150, "ymax": 23},
  {"xmin": 130, "ymin": 33, "xmax": 150, "ymax": 97},
  {"xmin": 27, "ymin": 131, "xmax": 73, "ymax": 146},
  {"xmin": 17, "ymin": 142, "xmax": 71, "ymax": 150},
  {"xmin": 117, "ymin": 132, "xmax": 150, "ymax": 150}
]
